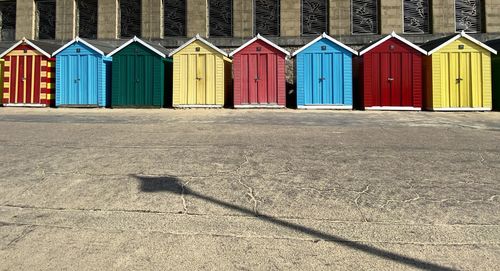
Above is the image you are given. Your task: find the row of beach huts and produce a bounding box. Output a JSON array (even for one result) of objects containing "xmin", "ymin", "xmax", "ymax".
[{"xmin": 1, "ymin": 31, "xmax": 500, "ymax": 111}]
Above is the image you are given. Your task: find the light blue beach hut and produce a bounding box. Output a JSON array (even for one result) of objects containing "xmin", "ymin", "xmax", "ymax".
[
  {"xmin": 53, "ymin": 37, "xmax": 114, "ymax": 107},
  {"xmin": 293, "ymin": 33, "xmax": 358, "ymax": 109}
]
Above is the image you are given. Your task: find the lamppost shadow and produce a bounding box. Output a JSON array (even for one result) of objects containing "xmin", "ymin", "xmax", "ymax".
[{"xmin": 132, "ymin": 174, "xmax": 457, "ymax": 271}]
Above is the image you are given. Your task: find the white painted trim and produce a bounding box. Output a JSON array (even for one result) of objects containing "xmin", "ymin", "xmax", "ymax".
[
  {"xmin": 107, "ymin": 36, "xmax": 166, "ymax": 58},
  {"xmin": 0, "ymin": 38, "xmax": 52, "ymax": 58},
  {"xmin": 427, "ymin": 31, "xmax": 497, "ymax": 55},
  {"xmin": 234, "ymin": 104, "xmax": 285, "ymax": 109},
  {"xmin": 168, "ymin": 34, "xmax": 228, "ymax": 57},
  {"xmin": 298, "ymin": 105, "xmax": 353, "ymax": 110},
  {"xmin": 2, "ymin": 103, "xmax": 47, "ymax": 107},
  {"xmin": 292, "ymin": 33, "xmax": 358, "ymax": 57},
  {"xmin": 229, "ymin": 34, "xmax": 290, "ymax": 57},
  {"xmin": 430, "ymin": 107, "xmax": 492, "ymax": 112},
  {"xmin": 52, "ymin": 37, "xmax": 105, "ymax": 57},
  {"xmin": 365, "ymin": 106, "xmax": 421, "ymax": 111},
  {"xmin": 173, "ymin": 105, "xmax": 223, "ymax": 108},
  {"xmin": 359, "ymin": 31, "xmax": 427, "ymax": 56}
]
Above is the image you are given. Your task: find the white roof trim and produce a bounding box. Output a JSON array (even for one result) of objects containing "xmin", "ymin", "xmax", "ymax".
[
  {"xmin": 359, "ymin": 31, "xmax": 427, "ymax": 56},
  {"xmin": 107, "ymin": 36, "xmax": 166, "ymax": 58},
  {"xmin": 52, "ymin": 37, "xmax": 105, "ymax": 57},
  {"xmin": 168, "ymin": 34, "xmax": 228, "ymax": 57},
  {"xmin": 427, "ymin": 31, "xmax": 497, "ymax": 55},
  {"xmin": 229, "ymin": 34, "xmax": 290, "ymax": 57},
  {"xmin": 0, "ymin": 38, "xmax": 52, "ymax": 58},
  {"xmin": 291, "ymin": 33, "xmax": 358, "ymax": 57}
]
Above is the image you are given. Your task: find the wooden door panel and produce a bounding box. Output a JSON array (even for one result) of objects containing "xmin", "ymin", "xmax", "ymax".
[
  {"xmin": 390, "ymin": 53, "xmax": 401, "ymax": 106},
  {"xmin": 258, "ymin": 54, "xmax": 268, "ymax": 103},
  {"xmin": 460, "ymin": 52, "xmax": 472, "ymax": 107},
  {"xmin": 380, "ymin": 53, "xmax": 391, "ymax": 106}
]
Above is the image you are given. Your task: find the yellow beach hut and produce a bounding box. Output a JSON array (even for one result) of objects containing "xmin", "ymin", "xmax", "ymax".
[
  {"xmin": 422, "ymin": 31, "xmax": 497, "ymax": 111},
  {"xmin": 169, "ymin": 34, "xmax": 232, "ymax": 108}
]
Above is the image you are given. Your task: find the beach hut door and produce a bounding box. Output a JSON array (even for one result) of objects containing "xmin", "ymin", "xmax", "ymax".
[
  {"xmin": 246, "ymin": 54, "xmax": 274, "ymax": 104},
  {"xmin": 447, "ymin": 53, "xmax": 472, "ymax": 108},
  {"xmin": 9, "ymin": 55, "xmax": 40, "ymax": 104}
]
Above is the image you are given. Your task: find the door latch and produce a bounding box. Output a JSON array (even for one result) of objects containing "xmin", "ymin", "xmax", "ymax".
[
  {"xmin": 319, "ymin": 77, "xmax": 326, "ymax": 81},
  {"xmin": 456, "ymin": 78, "xmax": 463, "ymax": 84},
  {"xmin": 196, "ymin": 77, "xmax": 203, "ymax": 80},
  {"xmin": 388, "ymin": 77, "xmax": 394, "ymax": 81}
]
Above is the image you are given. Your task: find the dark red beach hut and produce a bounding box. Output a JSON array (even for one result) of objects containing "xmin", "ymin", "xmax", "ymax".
[
  {"xmin": 230, "ymin": 34, "xmax": 290, "ymax": 108},
  {"xmin": 355, "ymin": 32, "xmax": 427, "ymax": 110}
]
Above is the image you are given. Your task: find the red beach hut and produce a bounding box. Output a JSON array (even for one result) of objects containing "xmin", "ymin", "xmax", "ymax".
[
  {"xmin": 230, "ymin": 34, "xmax": 290, "ymax": 108},
  {"xmin": 355, "ymin": 32, "xmax": 427, "ymax": 110},
  {"xmin": 0, "ymin": 38, "xmax": 58, "ymax": 107}
]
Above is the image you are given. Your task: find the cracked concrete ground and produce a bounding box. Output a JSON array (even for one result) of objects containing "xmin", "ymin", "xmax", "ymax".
[{"xmin": 0, "ymin": 108, "xmax": 499, "ymax": 270}]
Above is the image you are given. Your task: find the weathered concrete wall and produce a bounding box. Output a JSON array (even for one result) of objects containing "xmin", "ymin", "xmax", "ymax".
[
  {"xmin": 98, "ymin": 0, "xmax": 119, "ymax": 39},
  {"xmin": 142, "ymin": 0, "xmax": 162, "ymax": 39},
  {"xmin": 56, "ymin": 0, "xmax": 76, "ymax": 40},
  {"xmin": 380, "ymin": 0, "xmax": 403, "ymax": 34},
  {"xmin": 281, "ymin": 0, "xmax": 300, "ymax": 36},
  {"xmin": 15, "ymin": 0, "xmax": 35, "ymax": 39},
  {"xmin": 329, "ymin": 0, "xmax": 351, "ymax": 35},
  {"xmin": 432, "ymin": 0, "xmax": 455, "ymax": 34},
  {"xmin": 485, "ymin": 0, "xmax": 500, "ymax": 33},
  {"xmin": 13, "ymin": 0, "xmax": 500, "ymax": 42},
  {"xmin": 187, "ymin": 0, "xmax": 207, "ymax": 37},
  {"xmin": 233, "ymin": 0, "xmax": 253, "ymax": 38}
]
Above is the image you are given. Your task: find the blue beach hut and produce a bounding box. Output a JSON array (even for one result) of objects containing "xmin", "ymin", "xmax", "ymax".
[
  {"xmin": 293, "ymin": 33, "xmax": 358, "ymax": 109},
  {"xmin": 53, "ymin": 37, "xmax": 115, "ymax": 107}
]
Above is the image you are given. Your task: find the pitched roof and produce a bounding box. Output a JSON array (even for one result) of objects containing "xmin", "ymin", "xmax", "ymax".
[
  {"xmin": 358, "ymin": 31, "xmax": 427, "ymax": 56},
  {"xmin": 168, "ymin": 34, "xmax": 228, "ymax": 57},
  {"xmin": 485, "ymin": 38, "xmax": 500, "ymax": 52},
  {"xmin": 107, "ymin": 36, "xmax": 168, "ymax": 58},
  {"xmin": 229, "ymin": 34, "xmax": 290, "ymax": 57},
  {"xmin": 52, "ymin": 37, "xmax": 119, "ymax": 56},
  {"xmin": 291, "ymin": 32, "xmax": 357, "ymax": 57},
  {"xmin": 422, "ymin": 31, "xmax": 497, "ymax": 55},
  {"xmin": 0, "ymin": 38, "xmax": 57, "ymax": 58}
]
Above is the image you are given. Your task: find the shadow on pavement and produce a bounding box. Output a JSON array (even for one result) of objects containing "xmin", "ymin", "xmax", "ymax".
[{"xmin": 132, "ymin": 174, "xmax": 457, "ymax": 271}]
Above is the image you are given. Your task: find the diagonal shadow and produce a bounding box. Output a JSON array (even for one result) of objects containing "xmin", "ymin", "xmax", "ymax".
[{"xmin": 132, "ymin": 174, "xmax": 457, "ymax": 271}]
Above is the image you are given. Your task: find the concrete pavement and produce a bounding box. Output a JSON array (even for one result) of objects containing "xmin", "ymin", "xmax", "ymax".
[{"xmin": 0, "ymin": 108, "xmax": 499, "ymax": 270}]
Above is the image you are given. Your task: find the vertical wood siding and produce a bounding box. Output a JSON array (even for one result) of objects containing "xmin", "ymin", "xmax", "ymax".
[
  {"xmin": 172, "ymin": 40, "xmax": 228, "ymax": 107},
  {"xmin": 56, "ymin": 42, "xmax": 108, "ymax": 107},
  {"xmin": 296, "ymin": 38, "xmax": 354, "ymax": 107},
  {"xmin": 360, "ymin": 38, "xmax": 423, "ymax": 109},
  {"xmin": 233, "ymin": 39, "xmax": 286, "ymax": 107},
  {"xmin": 1, "ymin": 44, "xmax": 54, "ymax": 106},
  {"xmin": 426, "ymin": 37, "xmax": 492, "ymax": 110},
  {"xmin": 111, "ymin": 42, "xmax": 164, "ymax": 107}
]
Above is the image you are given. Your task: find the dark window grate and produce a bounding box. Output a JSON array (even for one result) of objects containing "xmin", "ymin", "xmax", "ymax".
[
  {"xmin": 352, "ymin": 0, "xmax": 378, "ymax": 34},
  {"xmin": 209, "ymin": 0, "xmax": 232, "ymax": 37},
  {"xmin": 455, "ymin": 0, "xmax": 481, "ymax": 33},
  {"xmin": 301, "ymin": 0, "xmax": 328, "ymax": 35},
  {"xmin": 255, "ymin": 0, "xmax": 280, "ymax": 36},
  {"xmin": 78, "ymin": 0, "xmax": 98, "ymax": 39},
  {"xmin": 36, "ymin": 0, "xmax": 56, "ymax": 39},
  {"xmin": 0, "ymin": 1, "xmax": 16, "ymax": 41},
  {"xmin": 120, "ymin": 0, "xmax": 141, "ymax": 38},
  {"xmin": 164, "ymin": 0, "xmax": 186, "ymax": 37},
  {"xmin": 404, "ymin": 0, "xmax": 430, "ymax": 34}
]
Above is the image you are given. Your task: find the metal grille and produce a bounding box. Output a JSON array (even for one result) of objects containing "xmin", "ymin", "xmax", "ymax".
[
  {"xmin": 403, "ymin": 0, "xmax": 430, "ymax": 34},
  {"xmin": 209, "ymin": 0, "xmax": 232, "ymax": 37},
  {"xmin": 78, "ymin": 0, "xmax": 98, "ymax": 39},
  {"xmin": 255, "ymin": 0, "xmax": 280, "ymax": 36},
  {"xmin": 0, "ymin": 1, "xmax": 16, "ymax": 41},
  {"xmin": 36, "ymin": 0, "xmax": 56, "ymax": 39},
  {"xmin": 352, "ymin": 0, "xmax": 378, "ymax": 34},
  {"xmin": 301, "ymin": 0, "xmax": 327, "ymax": 35},
  {"xmin": 120, "ymin": 0, "xmax": 142, "ymax": 38},
  {"xmin": 164, "ymin": 0, "xmax": 186, "ymax": 37},
  {"xmin": 455, "ymin": 0, "xmax": 482, "ymax": 33}
]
